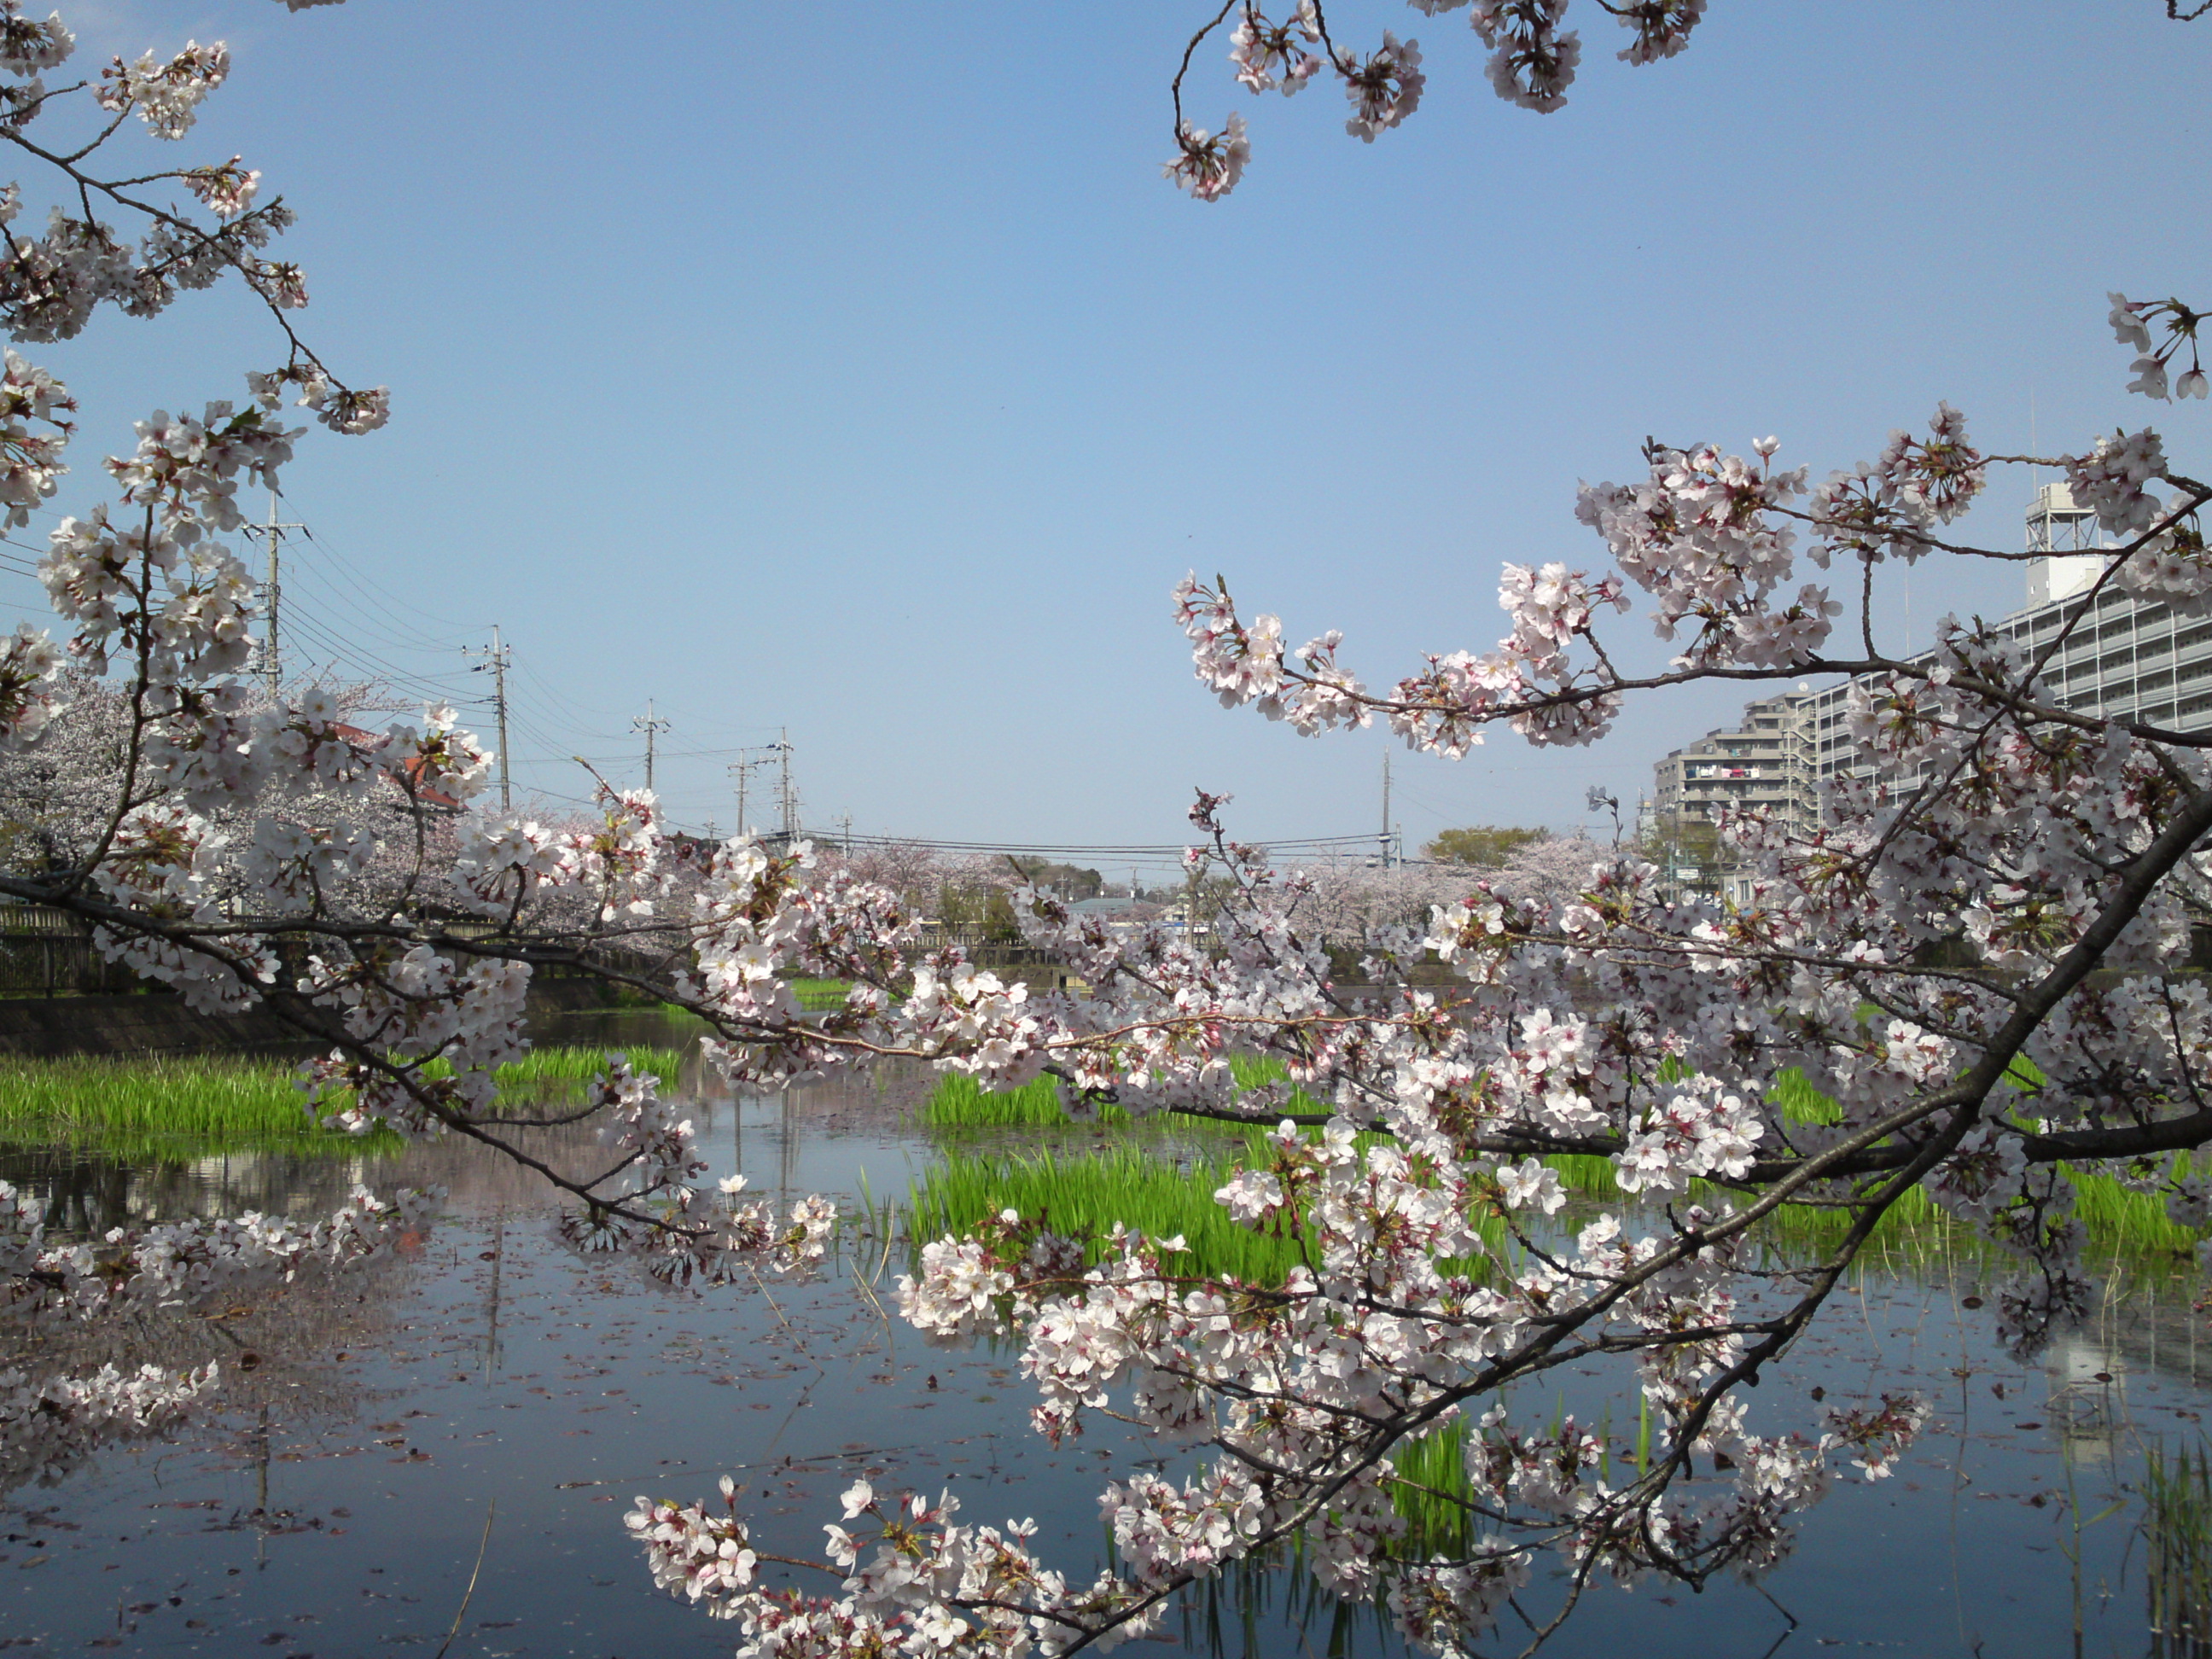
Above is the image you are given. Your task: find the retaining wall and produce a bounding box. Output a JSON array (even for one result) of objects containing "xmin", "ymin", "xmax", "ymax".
[{"xmin": 0, "ymin": 977, "xmax": 632, "ymax": 1060}]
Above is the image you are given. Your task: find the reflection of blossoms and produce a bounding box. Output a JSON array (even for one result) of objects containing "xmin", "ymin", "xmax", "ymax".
[{"xmin": 0, "ymin": 1361, "xmax": 217, "ymax": 1492}]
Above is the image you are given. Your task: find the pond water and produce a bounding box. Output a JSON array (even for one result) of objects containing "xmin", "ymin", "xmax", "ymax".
[{"xmin": 2, "ymin": 1013, "xmax": 2206, "ymax": 1658}]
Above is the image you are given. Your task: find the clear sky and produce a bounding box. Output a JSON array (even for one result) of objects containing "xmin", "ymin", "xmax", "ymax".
[{"xmin": 7, "ymin": 2, "xmax": 2208, "ymax": 873}]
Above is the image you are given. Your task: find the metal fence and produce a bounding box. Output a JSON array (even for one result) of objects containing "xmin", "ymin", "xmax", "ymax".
[{"xmin": 0, "ymin": 928, "xmax": 141, "ymax": 997}]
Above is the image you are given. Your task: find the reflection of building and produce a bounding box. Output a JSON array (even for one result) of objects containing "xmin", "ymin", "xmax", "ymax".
[{"xmin": 2048, "ymin": 1332, "xmax": 2128, "ymax": 1470}]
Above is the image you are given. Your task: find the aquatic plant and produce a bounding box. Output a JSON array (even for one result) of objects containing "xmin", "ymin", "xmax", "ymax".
[
  {"xmin": 0, "ymin": 1045, "xmax": 690, "ymax": 1152},
  {"xmin": 2145, "ymin": 1437, "xmax": 2212, "ymax": 1654}
]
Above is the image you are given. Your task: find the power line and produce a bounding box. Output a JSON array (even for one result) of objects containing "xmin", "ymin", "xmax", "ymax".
[{"xmin": 823, "ymin": 831, "xmax": 1388, "ymax": 857}]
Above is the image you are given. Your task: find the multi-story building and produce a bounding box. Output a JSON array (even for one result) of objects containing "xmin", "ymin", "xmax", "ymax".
[
  {"xmin": 1649, "ymin": 690, "xmax": 1819, "ymax": 830},
  {"xmin": 1646, "ymin": 482, "xmax": 2205, "ymax": 901},
  {"xmin": 1807, "ymin": 481, "xmax": 2212, "ymax": 784},
  {"xmin": 1645, "ymin": 690, "xmax": 1818, "ymax": 899}
]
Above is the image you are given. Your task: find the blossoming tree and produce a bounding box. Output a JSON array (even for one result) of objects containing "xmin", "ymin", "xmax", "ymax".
[{"xmin": 2, "ymin": 3, "xmax": 2211, "ymax": 1655}]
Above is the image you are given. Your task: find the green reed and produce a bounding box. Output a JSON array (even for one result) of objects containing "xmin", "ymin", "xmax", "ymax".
[
  {"xmin": 922, "ymin": 1053, "xmax": 1329, "ymax": 1132},
  {"xmin": 908, "ymin": 1115, "xmax": 1498, "ymax": 1287},
  {"xmin": 923, "ymin": 1073, "xmax": 1129, "ymax": 1128},
  {"xmin": 1388, "ymin": 1417, "xmax": 1476, "ymax": 1557},
  {"xmin": 420, "ymin": 1043, "xmax": 690, "ymax": 1090},
  {"xmin": 1763, "ymin": 1064, "xmax": 2203, "ymax": 1256},
  {"xmin": 0, "ymin": 1044, "xmax": 690, "ymax": 1156},
  {"xmin": 791, "ymin": 977, "xmax": 852, "ymax": 1011},
  {"xmin": 908, "ymin": 1142, "xmax": 1313, "ymax": 1284},
  {"xmin": 2146, "ymin": 1437, "xmax": 2212, "ymax": 1654}
]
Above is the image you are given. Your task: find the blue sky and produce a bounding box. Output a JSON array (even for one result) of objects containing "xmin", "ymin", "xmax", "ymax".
[{"xmin": 8, "ymin": 1, "xmax": 2208, "ymax": 870}]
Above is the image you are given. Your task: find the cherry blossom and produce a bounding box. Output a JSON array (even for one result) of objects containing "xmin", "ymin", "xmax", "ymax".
[
  {"xmin": 1162, "ymin": 111, "xmax": 1250, "ymax": 201},
  {"xmin": 1338, "ymin": 32, "xmax": 1426, "ymax": 139},
  {"xmin": 1230, "ymin": 3, "xmax": 1323, "ymax": 94}
]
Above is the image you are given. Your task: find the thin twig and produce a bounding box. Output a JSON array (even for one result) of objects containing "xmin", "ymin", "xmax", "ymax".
[{"xmin": 432, "ymin": 1499, "xmax": 496, "ymax": 1659}]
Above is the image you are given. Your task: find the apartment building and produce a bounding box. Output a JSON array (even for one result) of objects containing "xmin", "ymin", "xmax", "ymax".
[
  {"xmin": 1649, "ymin": 690, "xmax": 1819, "ymax": 833},
  {"xmin": 1645, "ymin": 483, "xmax": 2199, "ymax": 900},
  {"xmin": 1807, "ymin": 481, "xmax": 2212, "ymax": 784}
]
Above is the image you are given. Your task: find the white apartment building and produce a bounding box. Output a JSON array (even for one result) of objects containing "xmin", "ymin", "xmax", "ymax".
[
  {"xmin": 1807, "ymin": 481, "xmax": 2212, "ymax": 784},
  {"xmin": 1648, "ymin": 484, "xmax": 2198, "ymax": 900}
]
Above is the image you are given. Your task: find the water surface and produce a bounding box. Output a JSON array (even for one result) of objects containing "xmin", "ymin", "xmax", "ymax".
[{"xmin": 0, "ymin": 1026, "xmax": 2202, "ymax": 1657}]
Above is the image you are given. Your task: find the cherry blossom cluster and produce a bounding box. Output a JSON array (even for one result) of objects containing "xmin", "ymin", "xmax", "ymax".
[
  {"xmin": 0, "ymin": 2, "xmax": 378, "ymax": 416},
  {"xmin": 96, "ymin": 39, "xmax": 229, "ymax": 140},
  {"xmin": 1170, "ymin": 0, "xmax": 1710, "ymax": 198},
  {"xmin": 0, "ymin": 616, "xmax": 57, "ymax": 743},
  {"xmin": 0, "ymin": 346, "xmax": 68, "ymax": 524},
  {"xmin": 631, "ymin": 1471, "xmax": 1161, "ymax": 1654},
  {"xmin": 2111, "ymin": 291, "xmax": 2208, "ymax": 401},
  {"xmin": 1231, "ymin": 3, "xmax": 1323, "ymax": 95}
]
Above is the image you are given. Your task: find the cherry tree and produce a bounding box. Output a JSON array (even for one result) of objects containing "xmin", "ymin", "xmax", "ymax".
[{"xmin": 0, "ymin": 3, "xmax": 2209, "ymax": 1655}]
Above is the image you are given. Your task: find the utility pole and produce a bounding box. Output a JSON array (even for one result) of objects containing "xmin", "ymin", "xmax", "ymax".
[
  {"xmin": 777, "ymin": 727, "xmax": 795, "ymax": 841},
  {"xmin": 1380, "ymin": 751, "xmax": 1393, "ymax": 870},
  {"xmin": 838, "ymin": 812, "xmax": 852, "ymax": 855},
  {"xmin": 729, "ymin": 742, "xmax": 788, "ymax": 838},
  {"xmin": 464, "ymin": 626, "xmax": 512, "ymax": 811},
  {"xmin": 257, "ymin": 489, "xmax": 301, "ymax": 700},
  {"xmin": 633, "ymin": 701, "xmax": 670, "ymax": 795}
]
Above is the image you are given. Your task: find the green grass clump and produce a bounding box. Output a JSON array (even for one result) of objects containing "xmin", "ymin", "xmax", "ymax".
[
  {"xmin": 1761, "ymin": 1063, "xmax": 2201, "ymax": 1257},
  {"xmin": 924, "ymin": 1074, "xmax": 1132, "ymax": 1128},
  {"xmin": 1388, "ymin": 1417, "xmax": 1476, "ymax": 1557},
  {"xmin": 2147, "ymin": 1437, "xmax": 2212, "ymax": 1646},
  {"xmin": 907, "ymin": 1142, "xmax": 1313, "ymax": 1284},
  {"xmin": 923, "ymin": 1052, "xmax": 1330, "ymax": 1132},
  {"xmin": 426, "ymin": 1044, "xmax": 689, "ymax": 1089},
  {"xmin": 791, "ymin": 978, "xmax": 853, "ymax": 1011},
  {"xmin": 0, "ymin": 1054, "xmax": 326, "ymax": 1143},
  {"xmin": 908, "ymin": 1117, "xmax": 1487, "ymax": 1287},
  {"xmin": 0, "ymin": 1044, "xmax": 691, "ymax": 1157}
]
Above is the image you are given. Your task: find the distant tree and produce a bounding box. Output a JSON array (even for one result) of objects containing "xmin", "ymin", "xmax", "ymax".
[
  {"xmin": 1013, "ymin": 859, "xmax": 1104, "ymax": 900},
  {"xmin": 1423, "ymin": 824, "xmax": 1550, "ymax": 866}
]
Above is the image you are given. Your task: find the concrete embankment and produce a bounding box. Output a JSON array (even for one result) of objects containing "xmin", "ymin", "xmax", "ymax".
[{"xmin": 0, "ymin": 978, "xmax": 631, "ymax": 1059}]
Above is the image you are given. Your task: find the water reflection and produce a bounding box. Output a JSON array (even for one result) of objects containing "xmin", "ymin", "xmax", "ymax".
[{"xmin": 0, "ymin": 1023, "xmax": 2207, "ymax": 1656}]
